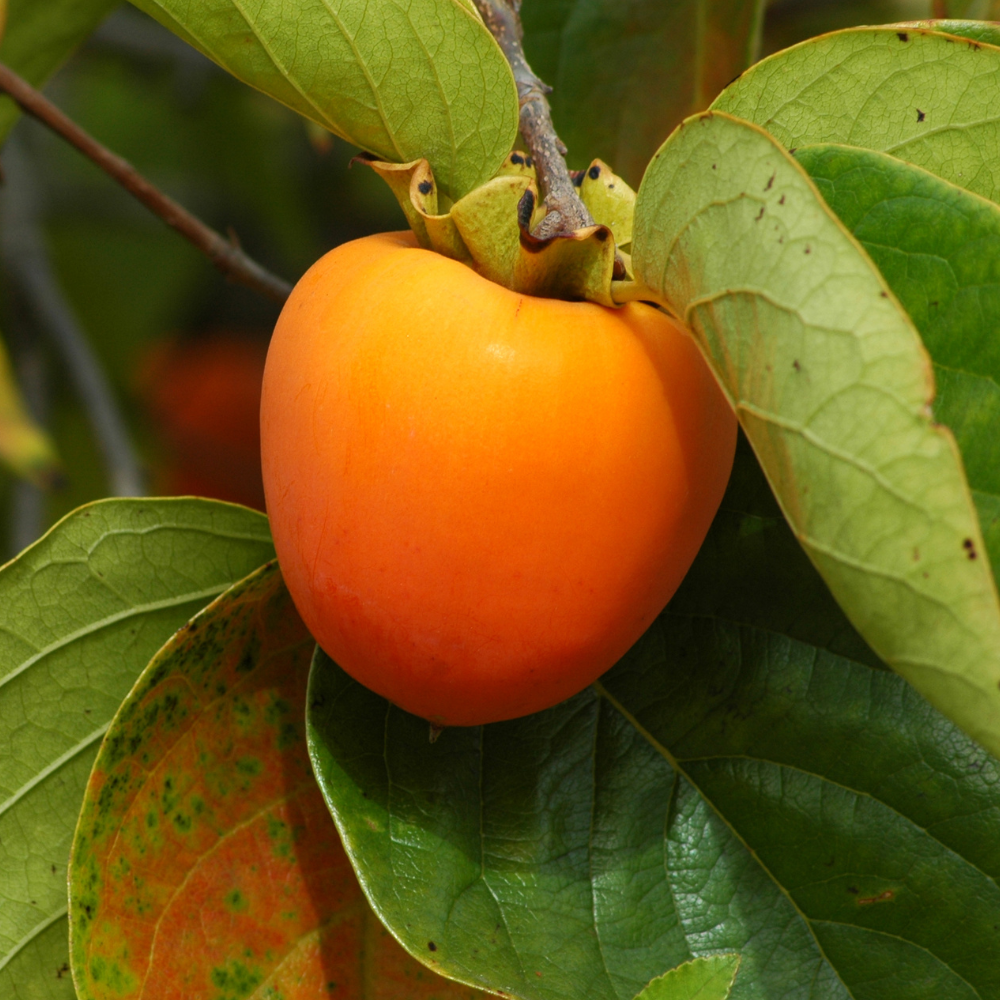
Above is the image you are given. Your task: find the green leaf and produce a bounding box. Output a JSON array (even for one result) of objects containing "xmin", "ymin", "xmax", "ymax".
[
  {"xmin": 128, "ymin": 0, "xmax": 519, "ymax": 200},
  {"xmin": 0, "ymin": 0, "xmax": 120, "ymax": 142},
  {"xmin": 0, "ymin": 499, "xmax": 273, "ymax": 1000},
  {"xmin": 0, "ymin": 333, "xmax": 62, "ymax": 489},
  {"xmin": 793, "ymin": 143, "xmax": 1000, "ymax": 587},
  {"xmin": 629, "ymin": 111, "xmax": 1000, "ymax": 757},
  {"xmin": 521, "ymin": 0, "xmax": 767, "ymax": 186},
  {"xmin": 711, "ymin": 26, "xmax": 1000, "ymax": 205},
  {"xmin": 635, "ymin": 956, "xmax": 740, "ymax": 1000},
  {"xmin": 70, "ymin": 562, "xmax": 488, "ymax": 1000},
  {"xmin": 308, "ymin": 440, "xmax": 1000, "ymax": 1000}
]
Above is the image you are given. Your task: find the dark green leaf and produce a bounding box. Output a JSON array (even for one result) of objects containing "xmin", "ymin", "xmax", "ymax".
[
  {"xmin": 0, "ymin": 0, "xmax": 120, "ymax": 142},
  {"xmin": 794, "ymin": 143, "xmax": 1000, "ymax": 585},
  {"xmin": 128, "ymin": 0, "xmax": 519, "ymax": 199},
  {"xmin": 0, "ymin": 499, "xmax": 273, "ymax": 999},
  {"xmin": 629, "ymin": 111, "xmax": 1000, "ymax": 757},
  {"xmin": 309, "ymin": 441, "xmax": 1000, "ymax": 1000},
  {"xmin": 521, "ymin": 0, "xmax": 767, "ymax": 186},
  {"xmin": 711, "ymin": 26, "xmax": 1000, "ymax": 204}
]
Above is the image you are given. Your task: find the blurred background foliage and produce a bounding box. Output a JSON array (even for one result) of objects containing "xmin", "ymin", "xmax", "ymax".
[{"xmin": 0, "ymin": 0, "xmax": 985, "ymax": 561}]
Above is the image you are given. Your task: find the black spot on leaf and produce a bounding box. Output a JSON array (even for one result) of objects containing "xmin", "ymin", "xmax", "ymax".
[
  {"xmin": 418, "ymin": 180, "xmax": 433, "ymax": 195},
  {"xmin": 588, "ymin": 165, "xmax": 601, "ymax": 180},
  {"xmin": 917, "ymin": 109, "xmax": 926, "ymax": 122},
  {"xmin": 897, "ymin": 31, "xmax": 909, "ymax": 42}
]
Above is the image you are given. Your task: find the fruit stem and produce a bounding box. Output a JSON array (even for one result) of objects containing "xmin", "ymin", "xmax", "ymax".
[
  {"xmin": 0, "ymin": 61, "xmax": 293, "ymax": 305},
  {"xmin": 472, "ymin": 0, "xmax": 597, "ymax": 240}
]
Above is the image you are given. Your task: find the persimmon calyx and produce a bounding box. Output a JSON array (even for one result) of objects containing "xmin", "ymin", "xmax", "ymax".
[{"xmin": 358, "ymin": 153, "xmax": 637, "ymax": 305}]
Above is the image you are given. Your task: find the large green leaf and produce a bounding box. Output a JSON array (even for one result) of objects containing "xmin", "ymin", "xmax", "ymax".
[
  {"xmin": 0, "ymin": 499, "xmax": 273, "ymax": 1000},
  {"xmin": 711, "ymin": 26, "xmax": 1000, "ymax": 205},
  {"xmin": 308, "ymin": 440, "xmax": 1000, "ymax": 1000},
  {"xmin": 0, "ymin": 0, "xmax": 120, "ymax": 142},
  {"xmin": 629, "ymin": 112, "xmax": 1000, "ymax": 757},
  {"xmin": 793, "ymin": 143, "xmax": 1000, "ymax": 586},
  {"xmin": 521, "ymin": 0, "xmax": 767, "ymax": 186},
  {"xmin": 128, "ymin": 0, "xmax": 518, "ymax": 200},
  {"xmin": 70, "ymin": 561, "xmax": 486, "ymax": 1000},
  {"xmin": 636, "ymin": 957, "xmax": 740, "ymax": 1000}
]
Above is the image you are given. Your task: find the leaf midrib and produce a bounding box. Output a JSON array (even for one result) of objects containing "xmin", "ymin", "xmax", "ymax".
[
  {"xmin": 0, "ymin": 584, "xmax": 232, "ymax": 695},
  {"xmin": 0, "ymin": 906, "xmax": 68, "ymax": 976},
  {"xmin": 0, "ymin": 722, "xmax": 110, "ymax": 821}
]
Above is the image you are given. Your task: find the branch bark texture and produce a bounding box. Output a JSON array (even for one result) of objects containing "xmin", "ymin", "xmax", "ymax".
[
  {"xmin": 472, "ymin": 0, "xmax": 596, "ymax": 239},
  {"xmin": 0, "ymin": 62, "xmax": 292, "ymax": 304}
]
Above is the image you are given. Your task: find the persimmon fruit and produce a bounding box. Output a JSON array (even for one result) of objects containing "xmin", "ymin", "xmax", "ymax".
[{"xmin": 261, "ymin": 231, "xmax": 737, "ymax": 726}]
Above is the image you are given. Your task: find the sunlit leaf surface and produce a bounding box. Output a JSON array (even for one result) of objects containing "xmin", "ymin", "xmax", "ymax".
[
  {"xmin": 521, "ymin": 0, "xmax": 766, "ymax": 186},
  {"xmin": 70, "ymin": 562, "xmax": 488, "ymax": 1000},
  {"xmin": 635, "ymin": 956, "xmax": 740, "ymax": 1000},
  {"xmin": 309, "ymin": 441, "xmax": 1000, "ymax": 1000},
  {"xmin": 712, "ymin": 26, "xmax": 1000, "ymax": 204},
  {"xmin": 795, "ymin": 143, "xmax": 1000, "ymax": 586},
  {"xmin": 0, "ymin": 499, "xmax": 274, "ymax": 1000},
  {"xmin": 630, "ymin": 111, "xmax": 1000, "ymax": 758},
  {"xmin": 128, "ymin": 0, "xmax": 519, "ymax": 199}
]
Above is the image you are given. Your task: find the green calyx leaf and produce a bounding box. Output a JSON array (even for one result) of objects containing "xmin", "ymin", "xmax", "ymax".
[
  {"xmin": 629, "ymin": 111, "xmax": 1000, "ymax": 758},
  {"xmin": 711, "ymin": 25, "xmax": 1000, "ymax": 205},
  {"xmin": 362, "ymin": 154, "xmax": 636, "ymax": 304},
  {"xmin": 0, "ymin": 499, "xmax": 274, "ymax": 1000},
  {"xmin": 577, "ymin": 159, "xmax": 636, "ymax": 250},
  {"xmin": 307, "ymin": 440, "xmax": 1000, "ymax": 1000},
  {"xmin": 0, "ymin": 333, "xmax": 62, "ymax": 489},
  {"xmin": 128, "ymin": 0, "xmax": 519, "ymax": 201},
  {"xmin": 793, "ymin": 143, "xmax": 1000, "ymax": 586},
  {"xmin": 635, "ymin": 956, "xmax": 741, "ymax": 1000}
]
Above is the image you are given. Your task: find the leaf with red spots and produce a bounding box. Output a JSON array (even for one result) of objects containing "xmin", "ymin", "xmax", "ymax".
[{"xmin": 69, "ymin": 562, "xmax": 486, "ymax": 1000}]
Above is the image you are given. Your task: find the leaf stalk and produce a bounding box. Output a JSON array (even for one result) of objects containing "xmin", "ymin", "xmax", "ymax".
[{"xmin": 472, "ymin": 0, "xmax": 597, "ymax": 239}]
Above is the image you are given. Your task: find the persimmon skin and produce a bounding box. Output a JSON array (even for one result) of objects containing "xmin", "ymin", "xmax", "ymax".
[{"xmin": 261, "ymin": 231, "xmax": 736, "ymax": 726}]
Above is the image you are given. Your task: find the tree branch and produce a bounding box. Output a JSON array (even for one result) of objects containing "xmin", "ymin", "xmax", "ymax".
[
  {"xmin": 472, "ymin": 0, "xmax": 596, "ymax": 240},
  {"xmin": 0, "ymin": 62, "xmax": 293, "ymax": 304}
]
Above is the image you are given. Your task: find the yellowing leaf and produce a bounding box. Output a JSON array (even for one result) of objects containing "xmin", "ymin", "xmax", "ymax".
[
  {"xmin": 70, "ymin": 563, "xmax": 488, "ymax": 1000},
  {"xmin": 0, "ymin": 334, "xmax": 61, "ymax": 488},
  {"xmin": 0, "ymin": 499, "xmax": 274, "ymax": 1000}
]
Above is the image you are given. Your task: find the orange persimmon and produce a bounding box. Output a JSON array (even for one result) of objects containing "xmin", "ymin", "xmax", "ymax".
[{"xmin": 261, "ymin": 231, "xmax": 736, "ymax": 726}]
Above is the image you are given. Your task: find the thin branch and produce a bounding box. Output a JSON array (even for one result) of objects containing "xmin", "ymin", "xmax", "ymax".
[
  {"xmin": 2, "ymin": 136, "xmax": 146, "ymax": 499},
  {"xmin": 0, "ymin": 62, "xmax": 292, "ymax": 304},
  {"xmin": 472, "ymin": 0, "xmax": 596, "ymax": 240}
]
